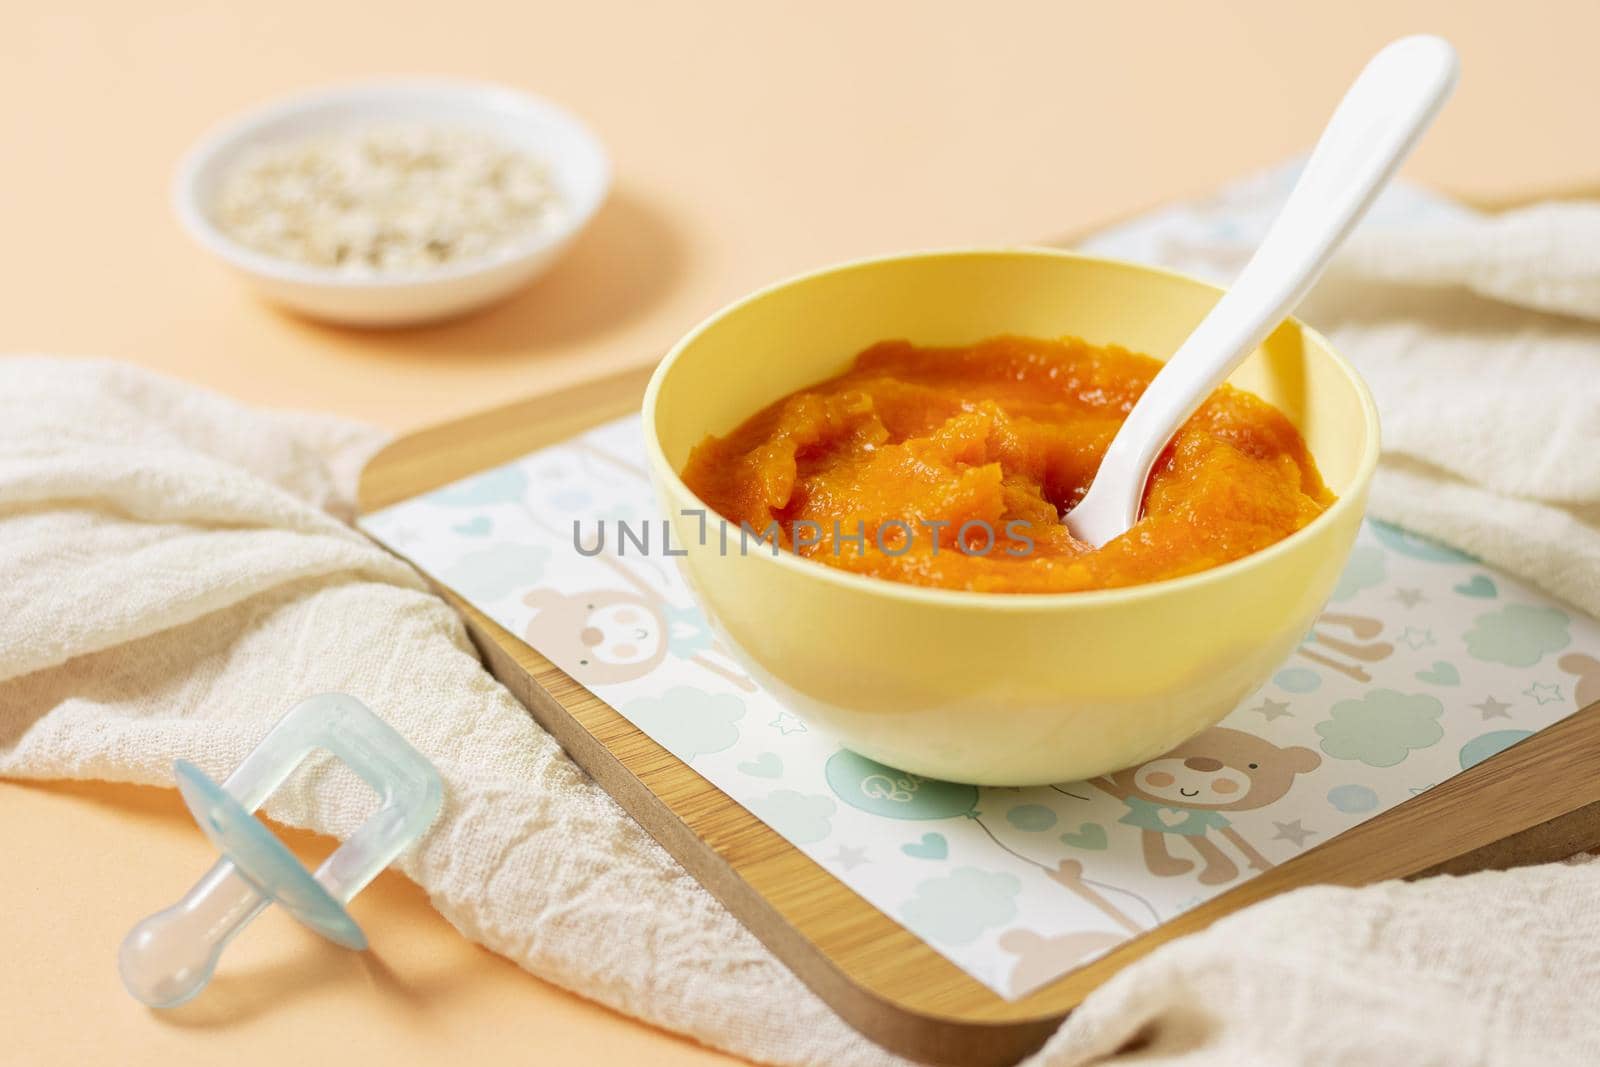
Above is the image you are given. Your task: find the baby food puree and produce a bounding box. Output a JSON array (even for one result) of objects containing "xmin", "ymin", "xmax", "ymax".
[{"xmin": 681, "ymin": 335, "xmax": 1334, "ymax": 593}]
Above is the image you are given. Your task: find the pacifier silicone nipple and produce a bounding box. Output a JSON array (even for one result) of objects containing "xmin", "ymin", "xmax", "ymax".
[{"xmin": 119, "ymin": 694, "xmax": 443, "ymax": 1008}]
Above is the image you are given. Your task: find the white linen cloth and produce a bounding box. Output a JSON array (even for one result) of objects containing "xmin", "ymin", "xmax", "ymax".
[
  {"xmin": 1079, "ymin": 181, "xmax": 1600, "ymax": 621},
  {"xmin": 3, "ymin": 194, "xmax": 1599, "ymax": 1067}
]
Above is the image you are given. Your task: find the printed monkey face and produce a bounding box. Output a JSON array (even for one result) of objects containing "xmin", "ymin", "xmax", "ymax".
[
  {"xmin": 1109, "ymin": 727, "xmax": 1321, "ymax": 812},
  {"xmin": 524, "ymin": 588, "xmax": 669, "ymax": 684},
  {"xmin": 1132, "ymin": 756, "xmax": 1253, "ymax": 808},
  {"xmin": 1559, "ymin": 653, "xmax": 1599, "ymax": 708},
  {"xmin": 580, "ymin": 601, "xmax": 663, "ymax": 666}
]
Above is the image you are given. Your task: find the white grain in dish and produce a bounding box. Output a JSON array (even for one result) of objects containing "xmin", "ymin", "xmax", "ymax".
[{"xmin": 213, "ymin": 124, "xmax": 566, "ymax": 274}]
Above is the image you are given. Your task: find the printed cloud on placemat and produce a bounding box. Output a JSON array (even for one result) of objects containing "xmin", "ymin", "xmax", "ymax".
[
  {"xmin": 1464, "ymin": 604, "xmax": 1571, "ymax": 667},
  {"xmin": 1316, "ymin": 690, "xmax": 1445, "ymax": 767}
]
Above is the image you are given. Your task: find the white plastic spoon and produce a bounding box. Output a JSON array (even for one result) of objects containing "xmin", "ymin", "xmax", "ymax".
[{"xmin": 1064, "ymin": 34, "xmax": 1459, "ymax": 547}]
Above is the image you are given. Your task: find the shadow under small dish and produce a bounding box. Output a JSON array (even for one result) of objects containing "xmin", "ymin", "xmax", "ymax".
[
  {"xmin": 174, "ymin": 81, "xmax": 610, "ymax": 326},
  {"xmin": 682, "ymin": 334, "xmax": 1333, "ymax": 593}
]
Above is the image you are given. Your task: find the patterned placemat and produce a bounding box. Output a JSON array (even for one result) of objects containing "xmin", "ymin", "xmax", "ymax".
[{"xmin": 360, "ymin": 411, "xmax": 1600, "ymax": 998}]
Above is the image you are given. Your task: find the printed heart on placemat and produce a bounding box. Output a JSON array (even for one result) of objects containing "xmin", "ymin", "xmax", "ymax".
[
  {"xmin": 1416, "ymin": 661, "xmax": 1461, "ymax": 685},
  {"xmin": 1454, "ymin": 575, "xmax": 1497, "ymax": 598},
  {"xmin": 902, "ymin": 832, "xmax": 948, "ymax": 860},
  {"xmin": 1156, "ymin": 808, "xmax": 1190, "ymax": 828},
  {"xmin": 737, "ymin": 752, "xmax": 783, "ymax": 778},
  {"xmin": 1060, "ymin": 823, "xmax": 1108, "ymax": 850}
]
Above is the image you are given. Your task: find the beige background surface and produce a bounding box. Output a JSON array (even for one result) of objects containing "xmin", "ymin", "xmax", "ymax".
[{"xmin": 4, "ymin": 2, "xmax": 1597, "ymax": 1064}]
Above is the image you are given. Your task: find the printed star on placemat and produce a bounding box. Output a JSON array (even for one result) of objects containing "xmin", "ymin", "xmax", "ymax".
[
  {"xmin": 1398, "ymin": 626, "xmax": 1435, "ymax": 650},
  {"xmin": 1252, "ymin": 697, "xmax": 1293, "ymax": 721},
  {"xmin": 1524, "ymin": 682, "xmax": 1562, "ymax": 705},
  {"xmin": 1409, "ymin": 784, "xmax": 1433, "ymax": 796},
  {"xmin": 769, "ymin": 711, "xmax": 808, "ymax": 734},
  {"xmin": 830, "ymin": 845, "xmax": 869, "ymax": 871},
  {"xmin": 1271, "ymin": 819, "xmax": 1317, "ymax": 847},
  {"xmin": 1392, "ymin": 587, "xmax": 1427, "ymax": 607},
  {"xmin": 1474, "ymin": 696, "xmax": 1513, "ymax": 720}
]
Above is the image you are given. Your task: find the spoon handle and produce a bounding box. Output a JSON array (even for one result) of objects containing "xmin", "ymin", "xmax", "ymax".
[{"xmin": 1067, "ymin": 35, "xmax": 1458, "ymax": 547}]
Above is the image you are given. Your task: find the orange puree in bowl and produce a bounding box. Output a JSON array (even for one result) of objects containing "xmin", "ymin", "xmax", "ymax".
[{"xmin": 680, "ymin": 335, "xmax": 1335, "ymax": 593}]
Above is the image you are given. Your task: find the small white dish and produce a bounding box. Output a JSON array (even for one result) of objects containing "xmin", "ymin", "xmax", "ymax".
[{"xmin": 174, "ymin": 80, "xmax": 611, "ymax": 327}]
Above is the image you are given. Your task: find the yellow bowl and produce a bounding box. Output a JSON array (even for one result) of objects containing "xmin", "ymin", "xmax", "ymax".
[{"xmin": 643, "ymin": 249, "xmax": 1379, "ymax": 786}]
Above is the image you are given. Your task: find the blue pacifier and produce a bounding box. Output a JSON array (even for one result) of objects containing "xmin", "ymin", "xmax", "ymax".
[{"xmin": 118, "ymin": 694, "xmax": 444, "ymax": 1008}]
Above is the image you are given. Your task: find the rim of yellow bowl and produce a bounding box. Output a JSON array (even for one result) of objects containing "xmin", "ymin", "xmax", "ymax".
[{"xmin": 642, "ymin": 246, "xmax": 1381, "ymax": 613}]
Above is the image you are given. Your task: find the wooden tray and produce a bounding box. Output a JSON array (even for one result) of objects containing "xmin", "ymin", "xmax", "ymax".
[{"xmin": 358, "ymin": 364, "xmax": 1600, "ymax": 1067}]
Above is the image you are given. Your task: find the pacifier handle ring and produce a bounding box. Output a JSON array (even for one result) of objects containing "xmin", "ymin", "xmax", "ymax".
[{"xmin": 118, "ymin": 694, "xmax": 444, "ymax": 1009}]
